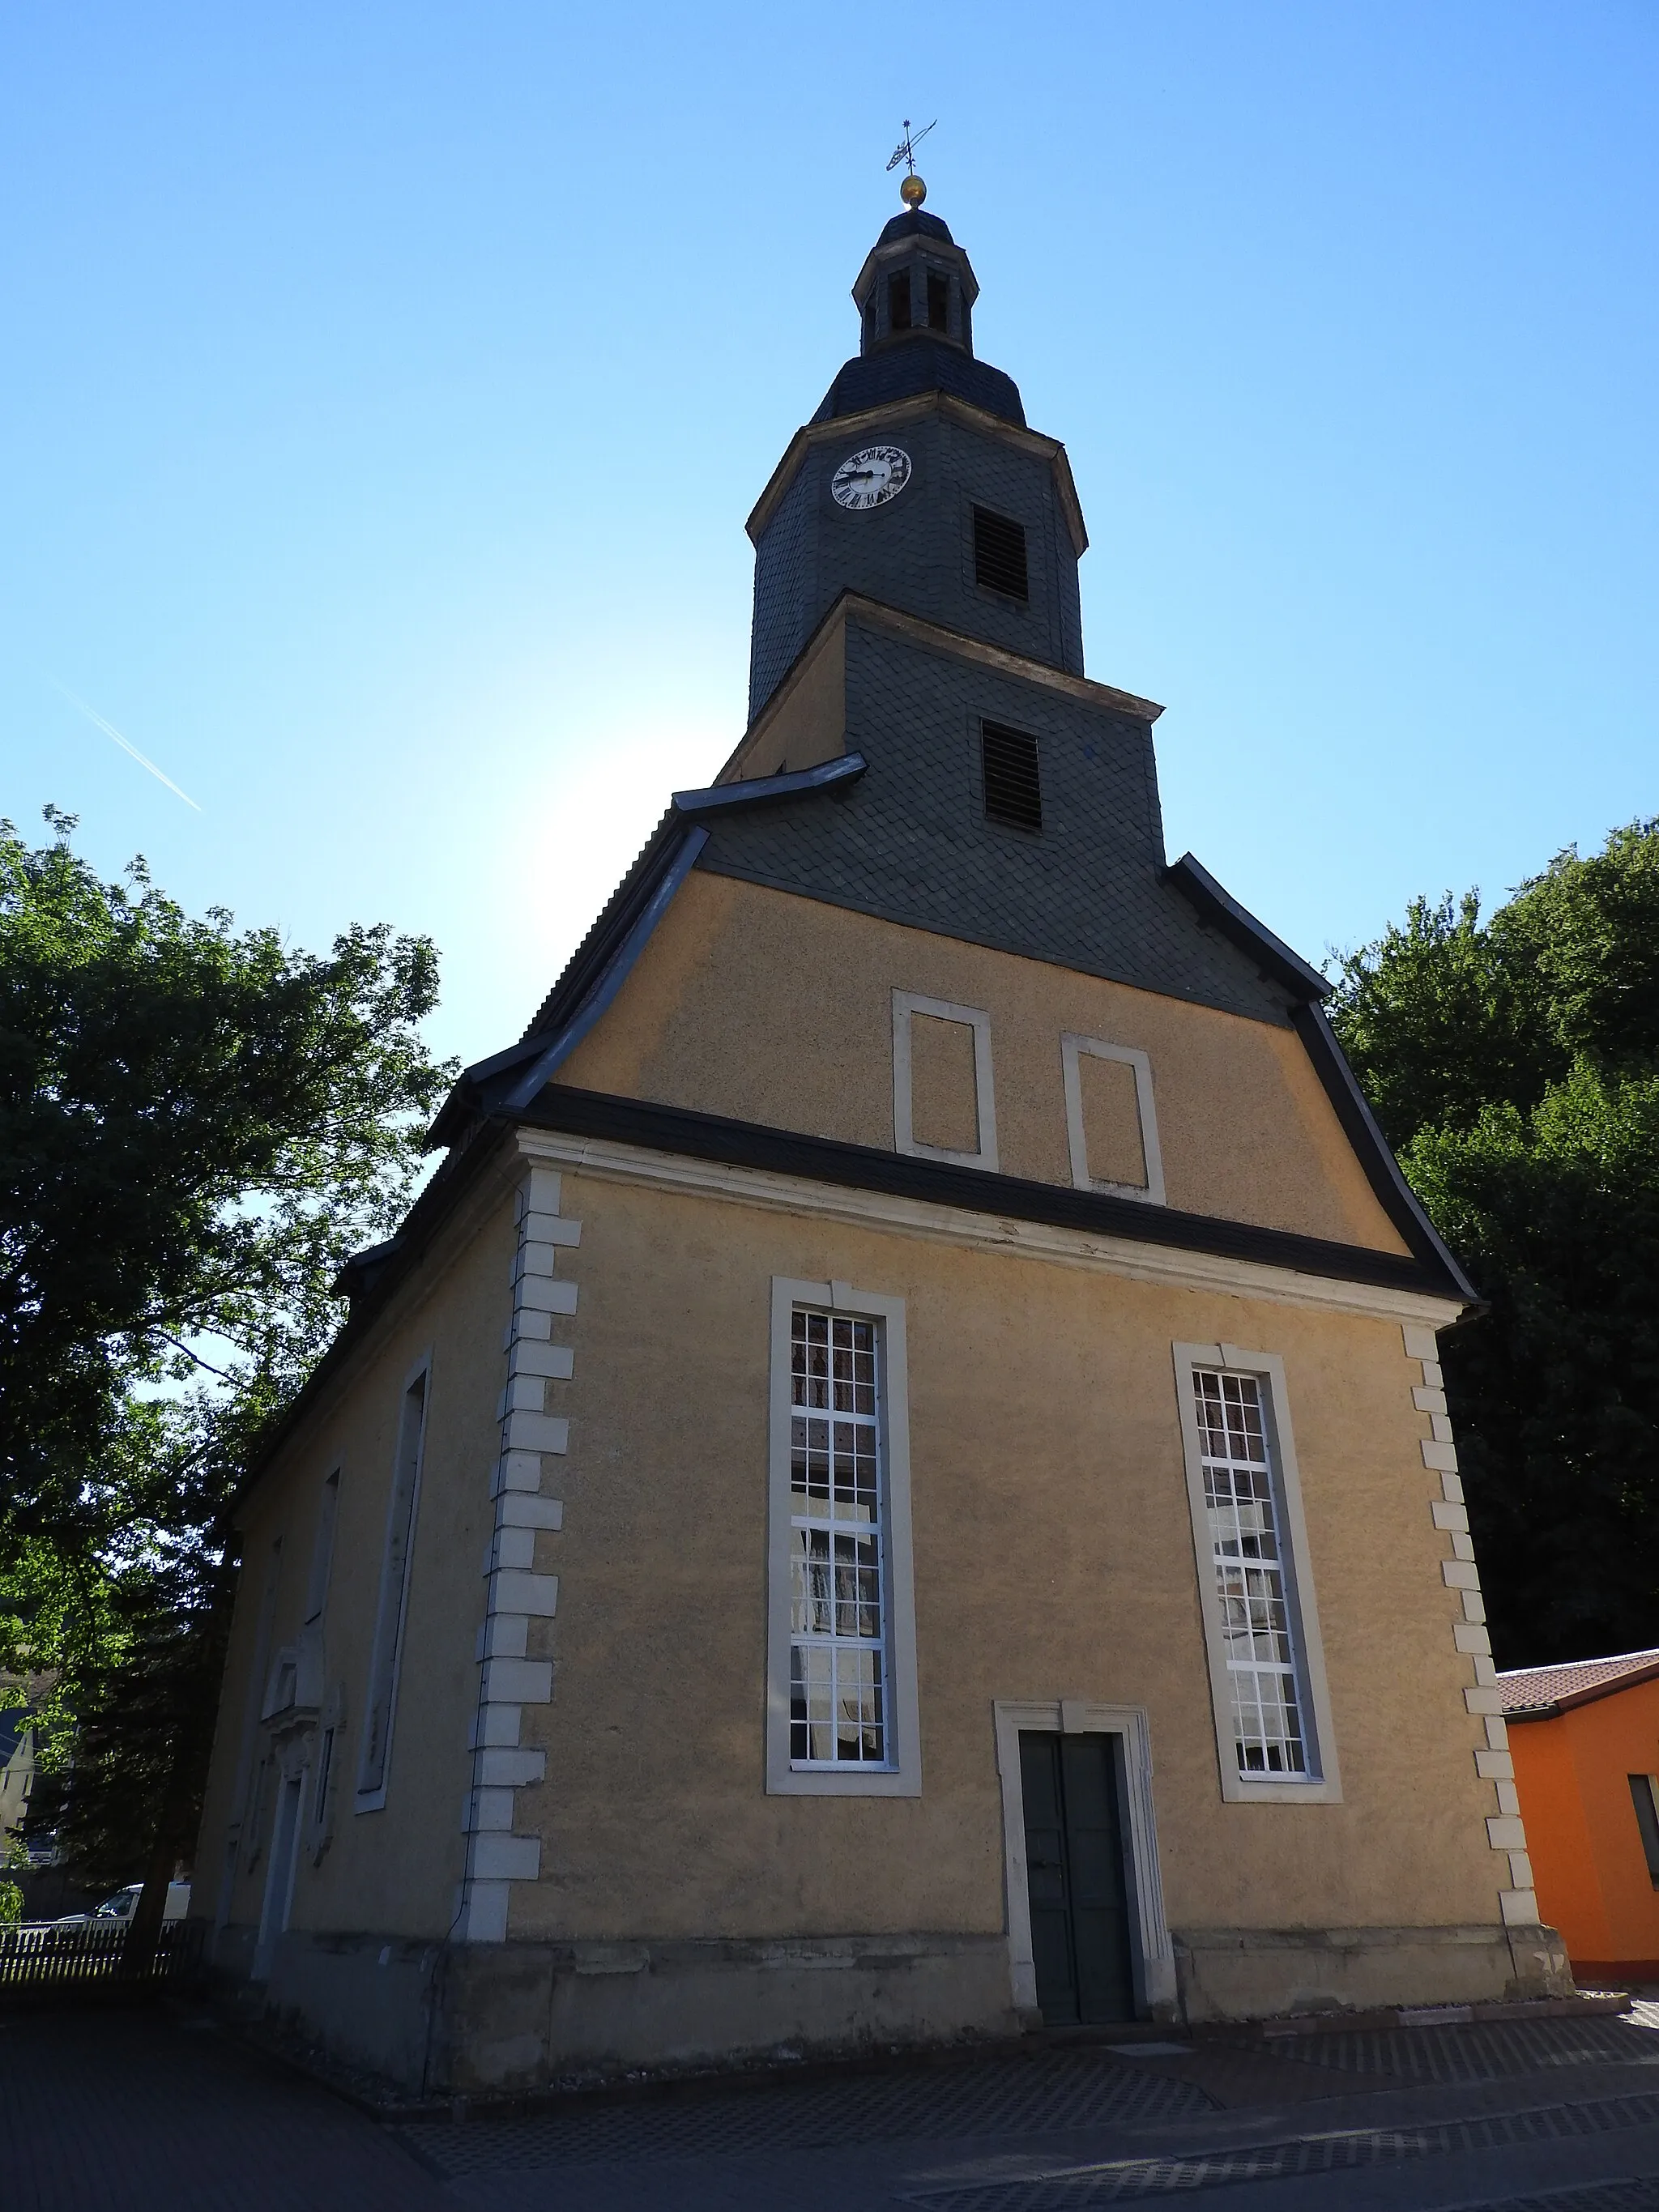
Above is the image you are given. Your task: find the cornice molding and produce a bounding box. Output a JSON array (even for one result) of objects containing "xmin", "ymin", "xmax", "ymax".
[
  {"xmin": 514, "ymin": 1123, "xmax": 1466, "ymax": 1330},
  {"xmin": 712, "ymin": 594, "xmax": 1162, "ymax": 789},
  {"xmin": 850, "ymin": 597, "xmax": 1162, "ymax": 722},
  {"xmin": 746, "ymin": 390, "xmax": 1088, "ymax": 556}
]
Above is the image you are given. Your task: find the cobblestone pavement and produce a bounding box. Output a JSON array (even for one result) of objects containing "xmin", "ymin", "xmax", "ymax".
[
  {"xmin": 13, "ymin": 2004, "xmax": 1659, "ymax": 2212},
  {"xmin": 1, "ymin": 2006, "xmax": 447, "ymax": 2212}
]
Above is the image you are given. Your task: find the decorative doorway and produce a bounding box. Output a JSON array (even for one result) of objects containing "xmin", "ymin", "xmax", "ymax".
[{"xmin": 993, "ymin": 1700, "xmax": 1175, "ymax": 2021}]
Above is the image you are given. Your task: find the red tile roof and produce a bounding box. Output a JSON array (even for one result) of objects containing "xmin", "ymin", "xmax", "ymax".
[{"xmin": 1498, "ymin": 1647, "xmax": 1659, "ymax": 1716}]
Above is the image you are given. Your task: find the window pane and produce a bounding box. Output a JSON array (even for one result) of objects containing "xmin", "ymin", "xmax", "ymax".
[
  {"xmin": 1193, "ymin": 1368, "xmax": 1309, "ymax": 1778},
  {"xmin": 789, "ymin": 1308, "xmax": 890, "ymax": 1767}
]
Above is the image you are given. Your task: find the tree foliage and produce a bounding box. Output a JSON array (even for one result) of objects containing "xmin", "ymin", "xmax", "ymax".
[
  {"xmin": 1330, "ymin": 820, "xmax": 1659, "ymax": 1668},
  {"xmin": 0, "ymin": 810, "xmax": 454, "ymax": 1902}
]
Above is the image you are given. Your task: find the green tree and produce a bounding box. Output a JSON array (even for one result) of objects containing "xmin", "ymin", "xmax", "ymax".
[
  {"xmin": 0, "ymin": 809, "xmax": 454, "ymax": 1947},
  {"xmin": 1331, "ymin": 820, "xmax": 1659, "ymax": 1668}
]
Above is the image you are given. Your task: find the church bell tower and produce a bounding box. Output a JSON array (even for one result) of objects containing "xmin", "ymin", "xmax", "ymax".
[
  {"xmin": 710, "ymin": 177, "xmax": 1294, "ymax": 1032},
  {"xmin": 746, "ymin": 192, "xmax": 1086, "ymax": 725}
]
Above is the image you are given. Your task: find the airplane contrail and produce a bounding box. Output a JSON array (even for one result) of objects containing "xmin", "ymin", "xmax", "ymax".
[{"xmin": 55, "ymin": 684, "xmax": 203, "ymax": 812}]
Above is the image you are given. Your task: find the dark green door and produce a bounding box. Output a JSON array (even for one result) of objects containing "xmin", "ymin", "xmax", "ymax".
[{"xmin": 1020, "ymin": 1731, "xmax": 1137, "ymax": 2024}]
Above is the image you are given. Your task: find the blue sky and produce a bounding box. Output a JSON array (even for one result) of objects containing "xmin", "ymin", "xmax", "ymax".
[{"xmin": 5, "ymin": 2, "xmax": 1656, "ymax": 1072}]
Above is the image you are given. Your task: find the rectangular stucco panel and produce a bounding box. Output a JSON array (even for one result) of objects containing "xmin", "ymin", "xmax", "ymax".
[{"xmin": 556, "ymin": 870, "xmax": 1409, "ymax": 1255}]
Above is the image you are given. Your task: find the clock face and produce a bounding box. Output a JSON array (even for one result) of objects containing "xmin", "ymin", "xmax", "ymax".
[{"xmin": 831, "ymin": 445, "xmax": 912, "ymax": 511}]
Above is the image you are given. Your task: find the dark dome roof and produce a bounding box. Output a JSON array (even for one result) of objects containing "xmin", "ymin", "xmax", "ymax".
[
  {"xmin": 874, "ymin": 208, "xmax": 956, "ymax": 248},
  {"xmin": 811, "ymin": 336, "xmax": 1026, "ymax": 428}
]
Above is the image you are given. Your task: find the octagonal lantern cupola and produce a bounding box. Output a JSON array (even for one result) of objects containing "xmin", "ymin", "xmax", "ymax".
[{"xmin": 853, "ymin": 209, "xmax": 978, "ymax": 353}]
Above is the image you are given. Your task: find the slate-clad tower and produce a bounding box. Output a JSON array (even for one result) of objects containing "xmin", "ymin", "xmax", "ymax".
[
  {"xmin": 748, "ymin": 206, "xmax": 1081, "ymax": 718},
  {"xmin": 195, "ymin": 192, "xmax": 1566, "ymax": 2095}
]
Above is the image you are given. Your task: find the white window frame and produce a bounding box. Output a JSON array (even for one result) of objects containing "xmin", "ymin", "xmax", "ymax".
[
  {"xmin": 766, "ymin": 1276, "xmax": 921, "ymax": 1796},
  {"xmin": 892, "ymin": 991, "xmax": 998, "ymax": 1172},
  {"xmin": 302, "ymin": 1465, "xmax": 342, "ymax": 1628},
  {"xmin": 1172, "ymin": 1342, "xmax": 1341, "ymax": 1804},
  {"xmin": 355, "ymin": 1353, "xmax": 431, "ymax": 1812},
  {"xmin": 1061, "ymin": 1034, "xmax": 1165, "ymax": 1204},
  {"xmin": 992, "ymin": 1700, "xmax": 1175, "ymax": 2018}
]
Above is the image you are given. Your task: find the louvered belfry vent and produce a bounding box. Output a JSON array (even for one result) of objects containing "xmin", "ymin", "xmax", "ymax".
[
  {"xmin": 981, "ymin": 721, "xmax": 1043, "ymax": 833},
  {"xmin": 973, "ymin": 506, "xmax": 1030, "ymax": 602}
]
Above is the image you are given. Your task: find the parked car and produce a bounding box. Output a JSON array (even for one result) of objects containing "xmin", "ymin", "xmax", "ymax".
[{"xmin": 53, "ymin": 1881, "xmax": 190, "ymax": 1929}]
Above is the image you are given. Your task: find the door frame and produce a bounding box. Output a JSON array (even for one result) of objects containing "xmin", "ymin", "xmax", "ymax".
[
  {"xmin": 253, "ymin": 1767, "xmax": 305, "ymax": 1981},
  {"xmin": 994, "ymin": 1700, "xmax": 1175, "ymax": 2018}
]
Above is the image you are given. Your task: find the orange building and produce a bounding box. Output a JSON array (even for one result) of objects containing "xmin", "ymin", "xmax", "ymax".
[{"xmin": 1501, "ymin": 1649, "xmax": 1659, "ymax": 1983}]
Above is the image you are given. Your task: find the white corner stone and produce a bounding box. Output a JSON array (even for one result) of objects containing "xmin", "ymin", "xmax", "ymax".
[
  {"xmin": 501, "ymin": 1411, "xmax": 569, "ymax": 1455},
  {"xmin": 1465, "ymin": 1686, "xmax": 1504, "ymax": 1715},
  {"xmin": 493, "ymin": 1451, "xmax": 548, "ymax": 1498},
  {"xmin": 464, "ymin": 1787, "xmax": 518, "ymax": 1832},
  {"xmin": 1453, "ymin": 1622, "xmax": 1492, "ymax": 1656},
  {"xmin": 1422, "ymin": 1439, "xmax": 1461, "ymax": 1473},
  {"xmin": 457, "ymin": 1881, "xmax": 511, "ymax": 1943},
  {"xmin": 489, "ymin": 1569, "xmax": 560, "ymax": 1617},
  {"xmin": 469, "ymin": 1702, "xmax": 523, "ymax": 1750},
  {"xmin": 519, "ymin": 1212, "xmax": 581, "ymax": 1247},
  {"xmin": 487, "ymin": 1528, "xmax": 537, "ymax": 1575},
  {"xmin": 1432, "ymin": 1501, "xmax": 1470, "ymax": 1533},
  {"xmin": 520, "ymin": 1167, "xmax": 562, "ymax": 1215},
  {"xmin": 1485, "ymin": 1715, "xmax": 1510, "ymax": 1750},
  {"xmin": 509, "ymin": 1340, "xmax": 574, "ymax": 1381},
  {"xmin": 497, "ymin": 1494, "xmax": 564, "ymax": 1531},
  {"xmin": 477, "ymin": 1747, "xmax": 546, "ymax": 1788},
  {"xmin": 478, "ymin": 1613, "xmax": 529, "ymax": 1660},
  {"xmin": 1414, "ymin": 1387, "xmax": 1448, "ymax": 1414},
  {"xmin": 1474, "ymin": 1748, "xmax": 1515, "ymax": 1779},
  {"xmin": 1462, "ymin": 1588, "xmax": 1487, "ymax": 1624},
  {"xmin": 471, "ymin": 1833, "xmax": 541, "ymax": 1883},
  {"xmin": 1402, "ymin": 1323, "xmax": 1439, "ymax": 1362},
  {"xmin": 1499, "ymin": 1887, "xmax": 1540, "ymax": 1927},
  {"xmin": 1492, "ymin": 1777, "xmax": 1520, "ymax": 1815},
  {"xmin": 1486, "ymin": 1814, "xmax": 1528, "ymax": 1852},
  {"xmin": 1443, "ymin": 1559, "xmax": 1482, "ymax": 1591},
  {"xmin": 516, "ymin": 1276, "xmax": 578, "ymax": 1315},
  {"xmin": 1441, "ymin": 1472, "xmax": 1466, "ymax": 1504},
  {"xmin": 483, "ymin": 1656, "xmax": 553, "ymax": 1704}
]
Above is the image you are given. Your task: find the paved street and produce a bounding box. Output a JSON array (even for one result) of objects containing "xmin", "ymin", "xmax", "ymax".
[{"xmin": 11, "ymin": 2003, "xmax": 1659, "ymax": 2210}]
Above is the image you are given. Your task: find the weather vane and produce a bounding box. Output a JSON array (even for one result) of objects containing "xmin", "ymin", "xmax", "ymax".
[{"xmin": 885, "ymin": 117, "xmax": 936, "ymax": 208}]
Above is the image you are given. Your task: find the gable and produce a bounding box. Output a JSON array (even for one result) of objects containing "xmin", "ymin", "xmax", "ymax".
[{"xmin": 555, "ymin": 868, "xmax": 1411, "ymax": 1256}]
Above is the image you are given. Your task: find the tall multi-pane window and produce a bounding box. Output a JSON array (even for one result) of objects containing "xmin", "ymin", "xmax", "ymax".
[
  {"xmin": 789, "ymin": 1310, "xmax": 889, "ymax": 1767},
  {"xmin": 1192, "ymin": 1367, "xmax": 1307, "ymax": 1778},
  {"xmin": 356, "ymin": 1369, "xmax": 428, "ymax": 1805}
]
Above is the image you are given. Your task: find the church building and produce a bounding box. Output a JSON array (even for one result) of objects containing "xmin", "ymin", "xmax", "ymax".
[{"xmin": 195, "ymin": 181, "xmax": 1571, "ymax": 2091}]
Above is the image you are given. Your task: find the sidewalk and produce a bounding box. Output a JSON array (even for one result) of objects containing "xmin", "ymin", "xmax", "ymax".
[{"xmin": 9, "ymin": 2001, "xmax": 1659, "ymax": 2211}]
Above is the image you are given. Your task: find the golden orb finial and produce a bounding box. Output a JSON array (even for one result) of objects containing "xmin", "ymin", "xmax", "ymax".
[{"xmin": 899, "ymin": 172, "xmax": 927, "ymax": 209}]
